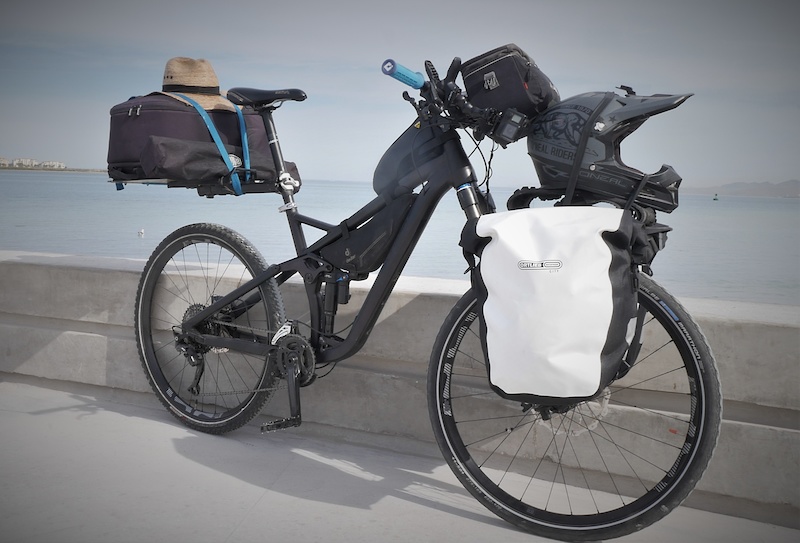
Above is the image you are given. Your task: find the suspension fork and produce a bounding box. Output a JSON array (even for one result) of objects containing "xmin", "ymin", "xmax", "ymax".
[
  {"xmin": 456, "ymin": 181, "xmax": 493, "ymax": 218},
  {"xmin": 456, "ymin": 182, "xmax": 483, "ymax": 219}
]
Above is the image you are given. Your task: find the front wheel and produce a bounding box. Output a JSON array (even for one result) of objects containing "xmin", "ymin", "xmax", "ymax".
[
  {"xmin": 135, "ymin": 223, "xmax": 285, "ymax": 434},
  {"xmin": 428, "ymin": 275, "xmax": 721, "ymax": 541}
]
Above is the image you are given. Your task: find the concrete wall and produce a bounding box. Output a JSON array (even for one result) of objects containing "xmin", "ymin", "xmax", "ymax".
[{"xmin": 1, "ymin": 250, "xmax": 798, "ymax": 526}]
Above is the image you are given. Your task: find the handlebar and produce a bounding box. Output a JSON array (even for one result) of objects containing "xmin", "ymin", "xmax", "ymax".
[
  {"xmin": 382, "ymin": 57, "xmax": 490, "ymax": 121},
  {"xmin": 382, "ymin": 57, "xmax": 522, "ymax": 145}
]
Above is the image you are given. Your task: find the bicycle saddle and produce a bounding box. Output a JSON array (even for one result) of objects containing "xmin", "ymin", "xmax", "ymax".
[{"xmin": 227, "ymin": 87, "xmax": 307, "ymax": 108}]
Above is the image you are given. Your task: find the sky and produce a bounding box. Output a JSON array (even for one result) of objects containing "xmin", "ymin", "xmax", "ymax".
[{"xmin": 1, "ymin": 0, "xmax": 798, "ymax": 187}]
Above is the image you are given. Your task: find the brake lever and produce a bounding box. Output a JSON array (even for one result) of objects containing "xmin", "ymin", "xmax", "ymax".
[
  {"xmin": 445, "ymin": 57, "xmax": 461, "ymax": 85},
  {"xmin": 441, "ymin": 58, "xmax": 467, "ymax": 111},
  {"xmin": 424, "ymin": 60, "xmax": 443, "ymax": 106},
  {"xmin": 402, "ymin": 91, "xmax": 421, "ymax": 114}
]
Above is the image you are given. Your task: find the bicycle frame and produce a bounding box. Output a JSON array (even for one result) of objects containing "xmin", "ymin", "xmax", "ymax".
[
  {"xmin": 182, "ymin": 108, "xmax": 486, "ymax": 367},
  {"xmin": 135, "ymin": 58, "xmax": 722, "ymax": 539}
]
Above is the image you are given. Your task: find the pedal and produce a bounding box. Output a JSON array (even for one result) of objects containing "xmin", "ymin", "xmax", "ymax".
[{"xmin": 261, "ymin": 415, "xmax": 301, "ymax": 433}]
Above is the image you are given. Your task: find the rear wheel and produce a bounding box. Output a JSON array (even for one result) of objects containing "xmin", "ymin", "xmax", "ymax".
[
  {"xmin": 135, "ymin": 223, "xmax": 285, "ymax": 434},
  {"xmin": 428, "ymin": 275, "xmax": 721, "ymax": 541}
]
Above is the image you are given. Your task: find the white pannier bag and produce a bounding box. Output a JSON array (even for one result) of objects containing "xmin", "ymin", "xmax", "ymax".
[{"xmin": 463, "ymin": 206, "xmax": 639, "ymax": 404}]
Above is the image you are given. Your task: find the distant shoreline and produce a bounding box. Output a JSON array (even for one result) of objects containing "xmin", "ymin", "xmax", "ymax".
[
  {"xmin": 2, "ymin": 167, "xmax": 797, "ymax": 198},
  {"xmin": 682, "ymin": 180, "xmax": 799, "ymax": 199},
  {"xmin": 0, "ymin": 166, "xmax": 107, "ymax": 174},
  {"xmin": 682, "ymin": 191, "xmax": 799, "ymax": 199}
]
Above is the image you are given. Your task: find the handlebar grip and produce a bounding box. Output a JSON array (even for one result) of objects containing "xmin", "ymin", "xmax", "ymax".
[{"xmin": 382, "ymin": 59, "xmax": 424, "ymax": 89}]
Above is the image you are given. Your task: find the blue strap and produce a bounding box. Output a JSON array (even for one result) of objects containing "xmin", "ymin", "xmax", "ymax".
[
  {"xmin": 172, "ymin": 93, "xmax": 244, "ymax": 195},
  {"xmin": 232, "ymin": 104, "xmax": 251, "ymax": 183}
]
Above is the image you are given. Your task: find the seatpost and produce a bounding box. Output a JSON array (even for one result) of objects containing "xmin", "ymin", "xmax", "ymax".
[
  {"xmin": 259, "ymin": 109, "xmax": 300, "ymax": 211},
  {"xmin": 259, "ymin": 108, "xmax": 307, "ymax": 251}
]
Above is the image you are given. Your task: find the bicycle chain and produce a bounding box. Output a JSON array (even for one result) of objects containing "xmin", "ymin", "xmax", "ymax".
[
  {"xmin": 191, "ymin": 383, "xmax": 287, "ymax": 398},
  {"xmin": 184, "ymin": 308, "xmax": 319, "ymax": 398},
  {"xmin": 188, "ymin": 318, "xmax": 311, "ymax": 397},
  {"xmin": 207, "ymin": 317, "xmax": 273, "ymax": 337},
  {"xmin": 184, "ymin": 318, "xmax": 279, "ymax": 397}
]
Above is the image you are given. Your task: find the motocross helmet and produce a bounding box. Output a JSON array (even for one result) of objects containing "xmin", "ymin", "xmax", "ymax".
[{"xmin": 527, "ymin": 90, "xmax": 692, "ymax": 212}]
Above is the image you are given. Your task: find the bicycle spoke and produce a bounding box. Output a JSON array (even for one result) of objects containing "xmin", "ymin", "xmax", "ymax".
[{"xmin": 136, "ymin": 224, "xmax": 284, "ymax": 434}]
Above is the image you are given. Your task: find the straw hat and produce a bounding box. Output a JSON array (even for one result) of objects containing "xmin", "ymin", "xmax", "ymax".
[{"xmin": 161, "ymin": 57, "xmax": 235, "ymax": 111}]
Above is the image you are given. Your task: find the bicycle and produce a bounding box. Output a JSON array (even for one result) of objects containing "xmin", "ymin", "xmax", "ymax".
[{"xmin": 133, "ymin": 55, "xmax": 722, "ymax": 541}]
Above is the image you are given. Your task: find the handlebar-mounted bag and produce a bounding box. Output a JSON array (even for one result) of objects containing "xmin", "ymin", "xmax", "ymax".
[
  {"xmin": 461, "ymin": 206, "xmax": 640, "ymax": 405},
  {"xmin": 461, "ymin": 44, "xmax": 560, "ymax": 119}
]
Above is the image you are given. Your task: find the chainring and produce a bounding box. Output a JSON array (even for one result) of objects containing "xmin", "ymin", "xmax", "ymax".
[{"xmin": 269, "ymin": 333, "xmax": 316, "ymax": 386}]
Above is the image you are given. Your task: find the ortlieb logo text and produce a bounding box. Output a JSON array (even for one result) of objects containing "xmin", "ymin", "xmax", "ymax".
[{"xmin": 518, "ymin": 260, "xmax": 562, "ymax": 270}]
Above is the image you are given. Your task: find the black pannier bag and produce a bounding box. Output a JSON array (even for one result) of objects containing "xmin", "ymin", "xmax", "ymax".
[
  {"xmin": 320, "ymin": 192, "xmax": 415, "ymax": 274},
  {"xmin": 461, "ymin": 206, "xmax": 640, "ymax": 405},
  {"xmin": 461, "ymin": 44, "xmax": 560, "ymax": 119}
]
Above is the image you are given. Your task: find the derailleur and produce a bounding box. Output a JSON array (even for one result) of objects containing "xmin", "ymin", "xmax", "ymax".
[{"xmin": 174, "ymin": 330, "xmax": 206, "ymax": 396}]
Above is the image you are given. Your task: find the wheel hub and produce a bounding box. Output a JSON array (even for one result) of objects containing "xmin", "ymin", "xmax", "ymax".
[
  {"xmin": 534, "ymin": 387, "xmax": 611, "ymax": 436},
  {"xmin": 179, "ymin": 303, "xmax": 222, "ymax": 355}
]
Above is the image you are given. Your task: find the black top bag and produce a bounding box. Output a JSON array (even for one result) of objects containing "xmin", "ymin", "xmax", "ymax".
[
  {"xmin": 107, "ymin": 57, "xmax": 300, "ymax": 197},
  {"xmin": 107, "ymin": 93, "xmax": 299, "ymax": 196}
]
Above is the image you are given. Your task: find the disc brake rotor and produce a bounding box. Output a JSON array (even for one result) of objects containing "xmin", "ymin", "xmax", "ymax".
[{"xmin": 537, "ymin": 387, "xmax": 612, "ymax": 437}]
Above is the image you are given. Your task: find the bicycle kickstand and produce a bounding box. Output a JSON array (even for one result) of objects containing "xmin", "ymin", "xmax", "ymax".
[{"xmin": 261, "ymin": 358, "xmax": 302, "ymax": 433}]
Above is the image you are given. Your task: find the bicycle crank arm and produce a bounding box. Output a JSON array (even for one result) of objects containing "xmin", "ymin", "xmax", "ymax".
[{"xmin": 261, "ymin": 358, "xmax": 302, "ymax": 433}]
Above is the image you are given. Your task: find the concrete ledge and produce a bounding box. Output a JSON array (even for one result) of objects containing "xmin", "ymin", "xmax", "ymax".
[{"xmin": 0, "ymin": 250, "xmax": 798, "ymax": 527}]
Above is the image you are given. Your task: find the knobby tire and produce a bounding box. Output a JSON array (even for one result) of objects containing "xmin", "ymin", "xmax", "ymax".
[{"xmin": 135, "ymin": 223, "xmax": 285, "ymax": 434}]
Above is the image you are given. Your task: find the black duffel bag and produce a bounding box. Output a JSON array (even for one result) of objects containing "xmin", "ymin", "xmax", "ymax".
[{"xmin": 138, "ymin": 135, "xmax": 302, "ymax": 196}]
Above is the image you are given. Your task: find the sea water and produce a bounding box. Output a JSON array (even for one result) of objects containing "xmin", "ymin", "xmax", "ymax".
[{"xmin": 1, "ymin": 169, "xmax": 798, "ymax": 306}]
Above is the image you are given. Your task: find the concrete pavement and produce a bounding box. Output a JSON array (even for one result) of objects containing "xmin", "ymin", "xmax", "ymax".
[
  {"xmin": 2, "ymin": 252, "xmax": 799, "ymax": 521},
  {"xmin": 1, "ymin": 374, "xmax": 797, "ymax": 543}
]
